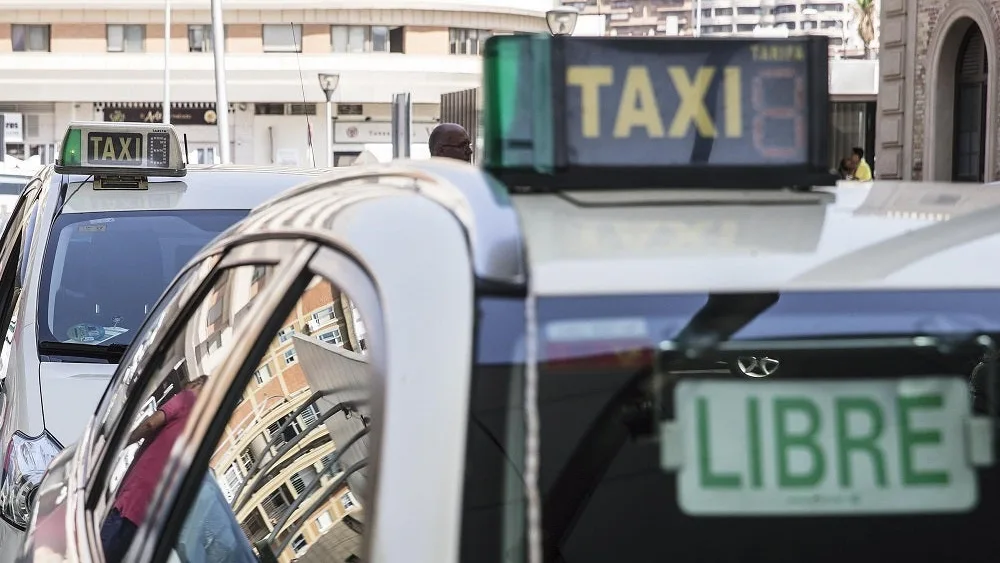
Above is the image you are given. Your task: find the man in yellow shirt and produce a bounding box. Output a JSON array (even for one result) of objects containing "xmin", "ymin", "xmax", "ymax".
[{"xmin": 851, "ymin": 147, "xmax": 872, "ymax": 181}]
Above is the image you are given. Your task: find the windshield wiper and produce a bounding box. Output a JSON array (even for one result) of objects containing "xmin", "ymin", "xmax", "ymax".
[{"xmin": 38, "ymin": 341, "xmax": 128, "ymax": 363}]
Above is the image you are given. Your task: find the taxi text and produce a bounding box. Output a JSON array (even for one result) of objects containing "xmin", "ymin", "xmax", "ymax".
[
  {"xmin": 694, "ymin": 394, "xmax": 951, "ymax": 490},
  {"xmin": 86, "ymin": 132, "xmax": 144, "ymax": 165},
  {"xmin": 567, "ymin": 65, "xmax": 742, "ymax": 139}
]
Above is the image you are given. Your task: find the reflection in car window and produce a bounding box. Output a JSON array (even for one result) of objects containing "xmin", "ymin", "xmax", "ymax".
[
  {"xmin": 93, "ymin": 255, "xmax": 219, "ymax": 459},
  {"xmin": 180, "ymin": 274, "xmax": 371, "ymax": 562},
  {"xmin": 97, "ymin": 264, "xmax": 274, "ymax": 563},
  {"xmin": 37, "ymin": 209, "xmax": 248, "ymax": 350}
]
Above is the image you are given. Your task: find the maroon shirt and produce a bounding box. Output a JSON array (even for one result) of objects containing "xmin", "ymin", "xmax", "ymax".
[{"xmin": 114, "ymin": 389, "xmax": 197, "ymax": 523}]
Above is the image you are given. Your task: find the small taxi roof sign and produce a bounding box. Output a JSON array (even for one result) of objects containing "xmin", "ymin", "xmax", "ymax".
[
  {"xmin": 481, "ymin": 35, "xmax": 835, "ymax": 190},
  {"xmin": 54, "ymin": 121, "xmax": 186, "ymax": 178}
]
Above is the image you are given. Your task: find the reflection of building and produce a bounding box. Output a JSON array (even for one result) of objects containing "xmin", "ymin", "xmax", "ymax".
[{"xmin": 209, "ymin": 275, "xmax": 368, "ymax": 562}]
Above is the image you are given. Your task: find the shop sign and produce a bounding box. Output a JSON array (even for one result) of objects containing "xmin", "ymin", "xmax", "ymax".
[
  {"xmin": 334, "ymin": 121, "xmax": 437, "ymax": 144},
  {"xmin": 2, "ymin": 113, "xmax": 23, "ymax": 144},
  {"xmin": 102, "ymin": 104, "xmax": 219, "ymax": 126}
]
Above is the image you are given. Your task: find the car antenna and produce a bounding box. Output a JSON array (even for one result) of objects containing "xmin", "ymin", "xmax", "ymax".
[
  {"xmin": 292, "ymin": 21, "xmax": 316, "ymax": 167},
  {"xmin": 183, "ymin": 133, "xmax": 190, "ymax": 165}
]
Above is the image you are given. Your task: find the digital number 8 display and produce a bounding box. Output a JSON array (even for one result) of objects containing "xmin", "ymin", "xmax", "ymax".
[{"xmin": 751, "ymin": 68, "xmax": 806, "ymax": 160}]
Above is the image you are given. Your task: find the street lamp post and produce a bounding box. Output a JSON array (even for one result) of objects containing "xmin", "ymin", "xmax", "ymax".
[
  {"xmin": 318, "ymin": 73, "xmax": 340, "ymax": 168},
  {"xmin": 546, "ymin": 7, "xmax": 579, "ymax": 36},
  {"xmin": 163, "ymin": 0, "xmax": 171, "ymax": 124}
]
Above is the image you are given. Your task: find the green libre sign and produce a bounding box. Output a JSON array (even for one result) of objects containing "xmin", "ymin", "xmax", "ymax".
[{"xmin": 668, "ymin": 378, "xmax": 982, "ymax": 515}]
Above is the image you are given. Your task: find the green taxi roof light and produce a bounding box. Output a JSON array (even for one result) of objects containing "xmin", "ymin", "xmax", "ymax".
[
  {"xmin": 480, "ymin": 35, "xmax": 838, "ymax": 191},
  {"xmin": 61, "ymin": 128, "xmax": 82, "ymax": 167},
  {"xmin": 54, "ymin": 121, "xmax": 187, "ymax": 178}
]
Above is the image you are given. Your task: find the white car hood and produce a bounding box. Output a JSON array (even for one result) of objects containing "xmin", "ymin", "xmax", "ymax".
[{"xmin": 39, "ymin": 362, "xmax": 116, "ymax": 447}]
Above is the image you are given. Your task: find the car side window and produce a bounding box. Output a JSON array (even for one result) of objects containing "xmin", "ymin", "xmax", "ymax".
[
  {"xmin": 173, "ymin": 273, "xmax": 372, "ymax": 562},
  {"xmin": 91, "ymin": 255, "xmax": 220, "ymax": 460},
  {"xmin": 95, "ymin": 264, "xmax": 277, "ymax": 563}
]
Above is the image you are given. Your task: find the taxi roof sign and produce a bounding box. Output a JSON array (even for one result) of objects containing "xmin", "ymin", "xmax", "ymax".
[
  {"xmin": 481, "ymin": 35, "xmax": 836, "ymax": 190},
  {"xmin": 54, "ymin": 121, "xmax": 187, "ymax": 178}
]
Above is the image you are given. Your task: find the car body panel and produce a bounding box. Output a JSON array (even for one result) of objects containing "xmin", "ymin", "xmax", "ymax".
[{"xmin": 514, "ymin": 181, "xmax": 1000, "ymax": 295}]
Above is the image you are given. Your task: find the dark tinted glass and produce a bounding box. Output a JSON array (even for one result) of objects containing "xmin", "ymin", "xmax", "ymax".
[{"xmin": 464, "ymin": 290, "xmax": 1000, "ymax": 563}]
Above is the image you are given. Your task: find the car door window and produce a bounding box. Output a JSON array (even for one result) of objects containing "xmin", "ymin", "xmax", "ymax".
[
  {"xmin": 94, "ymin": 264, "xmax": 278, "ymax": 563},
  {"xmin": 90, "ymin": 255, "xmax": 220, "ymax": 463},
  {"xmin": 172, "ymin": 273, "xmax": 372, "ymax": 563}
]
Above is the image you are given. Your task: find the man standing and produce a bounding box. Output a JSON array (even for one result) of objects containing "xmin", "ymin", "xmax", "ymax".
[
  {"xmin": 429, "ymin": 123, "xmax": 473, "ymax": 163},
  {"xmin": 850, "ymin": 147, "xmax": 872, "ymax": 181}
]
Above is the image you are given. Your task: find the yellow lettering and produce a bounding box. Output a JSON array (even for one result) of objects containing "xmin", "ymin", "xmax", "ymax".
[
  {"xmin": 89, "ymin": 136, "xmax": 102, "ymax": 159},
  {"xmin": 613, "ymin": 66, "xmax": 664, "ymax": 138},
  {"xmin": 724, "ymin": 66, "xmax": 742, "ymax": 138},
  {"xmin": 118, "ymin": 137, "xmax": 133, "ymax": 160},
  {"xmin": 102, "ymin": 137, "xmax": 115, "ymax": 160},
  {"xmin": 567, "ymin": 66, "xmax": 613, "ymax": 138},
  {"xmin": 668, "ymin": 66, "xmax": 716, "ymax": 137}
]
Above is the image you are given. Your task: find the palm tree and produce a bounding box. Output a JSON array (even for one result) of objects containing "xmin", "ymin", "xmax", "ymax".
[{"xmin": 853, "ymin": 0, "xmax": 877, "ymax": 59}]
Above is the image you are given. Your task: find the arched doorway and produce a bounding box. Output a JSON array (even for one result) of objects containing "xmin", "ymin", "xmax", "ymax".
[{"xmin": 952, "ymin": 25, "xmax": 988, "ymax": 182}]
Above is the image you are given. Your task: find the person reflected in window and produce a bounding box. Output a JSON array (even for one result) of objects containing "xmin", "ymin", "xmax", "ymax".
[
  {"xmin": 429, "ymin": 123, "xmax": 473, "ymax": 163},
  {"xmin": 100, "ymin": 375, "xmax": 208, "ymax": 563},
  {"xmin": 838, "ymin": 157, "xmax": 854, "ymax": 180}
]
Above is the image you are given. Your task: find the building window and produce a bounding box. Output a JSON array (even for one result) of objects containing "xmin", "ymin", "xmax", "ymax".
[
  {"xmin": 291, "ymin": 534, "xmax": 307, "ymax": 556},
  {"xmin": 341, "ymin": 491, "xmax": 357, "ymax": 511},
  {"xmin": 254, "ymin": 364, "xmax": 271, "ymax": 385},
  {"xmin": 300, "ymin": 403, "xmax": 320, "ymax": 427},
  {"xmin": 316, "ymin": 511, "xmax": 333, "ymax": 532},
  {"xmin": 263, "ymin": 24, "xmax": 302, "ymax": 53},
  {"xmin": 331, "ymin": 25, "xmax": 390, "ymax": 53},
  {"xmin": 278, "ymin": 326, "xmax": 296, "ymax": 344},
  {"xmin": 240, "ymin": 448, "xmax": 255, "ymax": 472},
  {"xmin": 107, "ymin": 24, "xmax": 146, "ymax": 53},
  {"xmin": 449, "ymin": 28, "xmax": 491, "ymax": 55},
  {"xmin": 953, "ymin": 25, "xmax": 988, "ymax": 183},
  {"xmin": 188, "ymin": 24, "xmax": 213, "ymax": 52},
  {"xmin": 318, "ymin": 328, "xmax": 344, "ymax": 346},
  {"xmin": 283, "ymin": 348, "xmax": 297, "ymax": 365},
  {"xmin": 11, "ymin": 25, "xmax": 50, "ymax": 52}
]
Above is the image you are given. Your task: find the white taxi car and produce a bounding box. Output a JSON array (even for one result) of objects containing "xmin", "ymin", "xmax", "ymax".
[
  {"xmin": 17, "ymin": 35, "xmax": 1000, "ymax": 563},
  {"xmin": 0, "ymin": 121, "xmax": 335, "ymax": 545}
]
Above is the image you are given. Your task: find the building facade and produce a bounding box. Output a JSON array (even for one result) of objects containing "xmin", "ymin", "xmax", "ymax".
[
  {"xmin": 0, "ymin": 0, "xmax": 554, "ymax": 166},
  {"xmin": 561, "ymin": 0, "xmax": 877, "ymax": 57},
  {"xmin": 875, "ymin": 0, "xmax": 998, "ymax": 182}
]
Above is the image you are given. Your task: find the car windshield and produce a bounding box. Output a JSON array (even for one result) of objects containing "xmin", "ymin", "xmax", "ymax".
[
  {"xmin": 37, "ymin": 209, "xmax": 247, "ymax": 355},
  {"xmin": 464, "ymin": 290, "xmax": 1000, "ymax": 563}
]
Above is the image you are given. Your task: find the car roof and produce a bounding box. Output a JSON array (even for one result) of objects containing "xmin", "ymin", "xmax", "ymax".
[
  {"xmin": 515, "ymin": 181, "xmax": 1000, "ymax": 295},
  {"xmin": 196, "ymin": 161, "xmax": 1000, "ymax": 296},
  {"xmin": 55, "ymin": 165, "xmax": 340, "ymax": 214}
]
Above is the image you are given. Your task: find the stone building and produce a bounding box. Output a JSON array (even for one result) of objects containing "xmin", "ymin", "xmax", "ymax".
[{"xmin": 877, "ymin": 0, "xmax": 997, "ymax": 182}]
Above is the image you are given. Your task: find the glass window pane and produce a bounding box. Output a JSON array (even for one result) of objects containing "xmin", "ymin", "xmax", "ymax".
[
  {"xmin": 263, "ymin": 24, "xmax": 301, "ymax": 52},
  {"xmin": 11, "ymin": 25, "xmax": 26, "ymax": 52},
  {"xmin": 348, "ymin": 26, "xmax": 365, "ymax": 52},
  {"xmin": 173, "ymin": 274, "xmax": 373, "ymax": 561},
  {"xmin": 107, "ymin": 25, "xmax": 124, "ymax": 52},
  {"xmin": 372, "ymin": 26, "xmax": 388, "ymax": 52},
  {"xmin": 331, "ymin": 25, "xmax": 348, "ymax": 52},
  {"xmin": 124, "ymin": 25, "xmax": 144, "ymax": 52},
  {"xmin": 97, "ymin": 264, "xmax": 278, "ymax": 561},
  {"xmin": 27, "ymin": 26, "xmax": 48, "ymax": 51}
]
